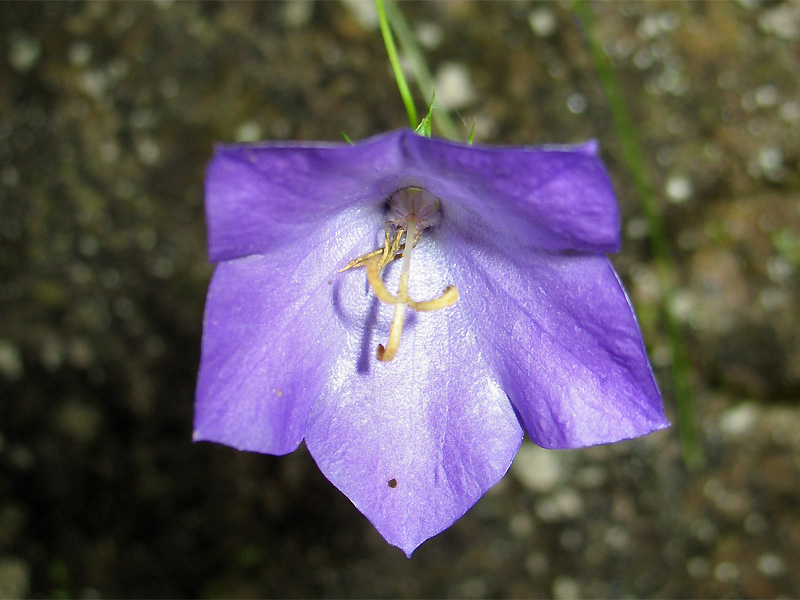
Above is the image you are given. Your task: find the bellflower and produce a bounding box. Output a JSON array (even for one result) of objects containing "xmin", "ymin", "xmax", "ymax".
[{"xmin": 194, "ymin": 129, "xmax": 668, "ymax": 556}]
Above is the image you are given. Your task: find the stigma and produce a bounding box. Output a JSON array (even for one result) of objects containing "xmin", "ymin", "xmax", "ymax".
[{"xmin": 340, "ymin": 187, "xmax": 459, "ymax": 362}]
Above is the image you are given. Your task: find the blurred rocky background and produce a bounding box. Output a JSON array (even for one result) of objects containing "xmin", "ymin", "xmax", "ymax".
[{"xmin": 1, "ymin": 1, "xmax": 799, "ymax": 597}]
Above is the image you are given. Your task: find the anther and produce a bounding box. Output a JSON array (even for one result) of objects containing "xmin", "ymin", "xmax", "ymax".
[{"xmin": 339, "ymin": 227, "xmax": 409, "ymax": 273}]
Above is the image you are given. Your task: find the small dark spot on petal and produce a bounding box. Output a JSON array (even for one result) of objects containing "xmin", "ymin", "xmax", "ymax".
[
  {"xmin": 388, "ymin": 478, "xmax": 397, "ymax": 488},
  {"xmin": 275, "ymin": 388, "xmax": 282, "ymax": 397},
  {"xmin": 327, "ymin": 280, "xmax": 333, "ymax": 285}
]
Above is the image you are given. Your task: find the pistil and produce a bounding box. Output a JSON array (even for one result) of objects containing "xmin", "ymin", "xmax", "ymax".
[
  {"xmin": 341, "ymin": 187, "xmax": 459, "ymax": 362},
  {"xmin": 376, "ymin": 219, "xmax": 416, "ymax": 362}
]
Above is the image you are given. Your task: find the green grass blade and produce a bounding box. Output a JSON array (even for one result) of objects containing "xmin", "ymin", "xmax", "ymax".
[
  {"xmin": 375, "ymin": 0, "xmax": 417, "ymax": 129},
  {"xmin": 383, "ymin": 1, "xmax": 460, "ymax": 140},
  {"xmin": 571, "ymin": 0, "xmax": 702, "ymax": 468}
]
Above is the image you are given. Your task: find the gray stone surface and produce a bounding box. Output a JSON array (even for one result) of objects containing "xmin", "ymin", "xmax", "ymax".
[{"xmin": 1, "ymin": 2, "xmax": 799, "ymax": 597}]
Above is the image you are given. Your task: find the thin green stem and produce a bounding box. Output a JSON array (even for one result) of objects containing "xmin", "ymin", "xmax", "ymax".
[
  {"xmin": 572, "ymin": 0, "xmax": 702, "ymax": 468},
  {"xmin": 375, "ymin": 0, "xmax": 417, "ymax": 129},
  {"xmin": 383, "ymin": 1, "xmax": 460, "ymax": 139}
]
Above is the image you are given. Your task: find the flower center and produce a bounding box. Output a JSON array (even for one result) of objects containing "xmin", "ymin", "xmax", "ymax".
[{"xmin": 340, "ymin": 188, "xmax": 459, "ymax": 362}]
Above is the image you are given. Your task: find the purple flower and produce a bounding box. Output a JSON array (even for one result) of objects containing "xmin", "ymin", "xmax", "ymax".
[{"xmin": 194, "ymin": 129, "xmax": 668, "ymax": 556}]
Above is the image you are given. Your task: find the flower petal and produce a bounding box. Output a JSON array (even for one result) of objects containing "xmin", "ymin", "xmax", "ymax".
[
  {"xmin": 194, "ymin": 210, "xmax": 377, "ymax": 454},
  {"xmin": 205, "ymin": 130, "xmax": 620, "ymax": 263},
  {"xmin": 205, "ymin": 133, "xmax": 405, "ymax": 262},
  {"xmin": 305, "ymin": 241, "xmax": 524, "ymax": 556},
  {"xmin": 445, "ymin": 239, "xmax": 668, "ymax": 449},
  {"xmin": 398, "ymin": 133, "xmax": 621, "ymax": 253}
]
